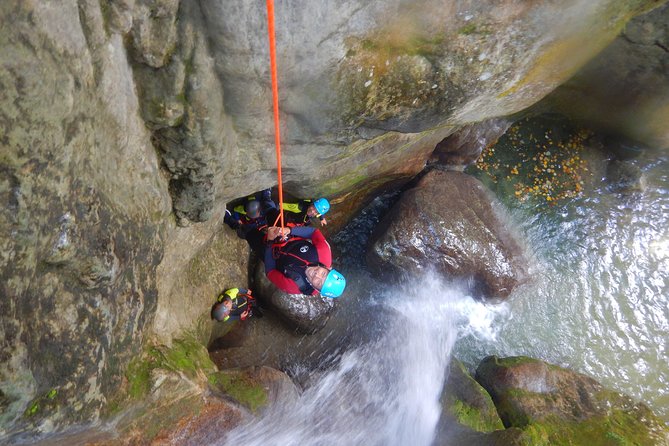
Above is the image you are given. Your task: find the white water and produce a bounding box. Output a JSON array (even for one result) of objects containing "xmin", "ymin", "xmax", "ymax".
[
  {"xmin": 219, "ymin": 274, "xmax": 504, "ymax": 446},
  {"xmin": 456, "ymin": 149, "xmax": 669, "ymax": 422}
]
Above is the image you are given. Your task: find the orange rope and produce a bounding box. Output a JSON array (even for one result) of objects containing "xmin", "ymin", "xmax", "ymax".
[{"xmin": 266, "ymin": 0, "xmax": 286, "ymax": 232}]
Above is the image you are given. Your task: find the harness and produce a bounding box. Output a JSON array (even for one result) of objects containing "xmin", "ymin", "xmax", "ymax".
[
  {"xmin": 271, "ymin": 237, "xmax": 322, "ymax": 295},
  {"xmin": 218, "ymin": 288, "xmax": 255, "ymax": 321}
]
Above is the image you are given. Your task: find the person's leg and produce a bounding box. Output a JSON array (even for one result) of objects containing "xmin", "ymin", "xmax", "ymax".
[{"xmin": 243, "ymin": 228, "xmax": 267, "ymax": 259}]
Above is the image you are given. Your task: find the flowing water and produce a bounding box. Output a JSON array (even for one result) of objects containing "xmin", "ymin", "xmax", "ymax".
[
  {"xmin": 219, "ymin": 274, "xmax": 503, "ymax": 446},
  {"xmin": 456, "ymin": 146, "xmax": 669, "ymax": 422},
  {"xmin": 216, "ymin": 136, "xmax": 668, "ymax": 445},
  {"xmin": 20, "ymin": 128, "xmax": 667, "ymax": 445}
]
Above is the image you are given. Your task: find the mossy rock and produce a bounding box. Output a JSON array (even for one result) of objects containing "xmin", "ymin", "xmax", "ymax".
[
  {"xmin": 475, "ymin": 356, "xmax": 669, "ymax": 445},
  {"xmin": 209, "ymin": 370, "xmax": 268, "ymax": 413},
  {"xmin": 125, "ymin": 336, "xmax": 217, "ymax": 402},
  {"xmin": 516, "ymin": 409, "xmax": 669, "ymax": 446},
  {"xmin": 442, "ymin": 359, "xmax": 504, "ymax": 433}
]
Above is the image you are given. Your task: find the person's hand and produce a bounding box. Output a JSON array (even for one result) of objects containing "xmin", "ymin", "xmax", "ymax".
[
  {"xmin": 267, "ymin": 226, "xmax": 290, "ymax": 241},
  {"xmin": 320, "ymin": 218, "xmax": 328, "ymax": 226},
  {"xmin": 240, "ymin": 309, "xmax": 250, "ymax": 320}
]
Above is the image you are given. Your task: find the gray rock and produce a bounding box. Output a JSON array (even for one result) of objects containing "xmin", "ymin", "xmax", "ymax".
[
  {"xmin": 546, "ymin": 2, "xmax": 669, "ymax": 148},
  {"xmin": 253, "ymin": 262, "xmax": 335, "ymax": 334},
  {"xmin": 129, "ymin": 0, "xmax": 180, "ymax": 68},
  {"xmin": 475, "ymin": 356, "xmax": 669, "ymax": 444},
  {"xmin": 431, "ymin": 119, "xmax": 512, "ymax": 169},
  {"xmin": 440, "ymin": 358, "xmax": 504, "ymax": 433},
  {"xmin": 367, "ymin": 170, "xmax": 527, "ymax": 299},
  {"xmin": 605, "ymin": 160, "xmax": 646, "ymax": 192}
]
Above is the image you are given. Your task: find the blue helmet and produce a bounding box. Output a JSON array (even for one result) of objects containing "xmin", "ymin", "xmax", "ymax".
[
  {"xmin": 313, "ymin": 198, "xmax": 330, "ymax": 216},
  {"xmin": 320, "ymin": 268, "xmax": 346, "ymax": 298}
]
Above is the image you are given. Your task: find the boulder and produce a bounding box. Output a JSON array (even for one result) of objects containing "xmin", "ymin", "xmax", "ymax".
[
  {"xmin": 209, "ymin": 366, "xmax": 300, "ymax": 415},
  {"xmin": 367, "ymin": 170, "xmax": 527, "ymax": 299},
  {"xmin": 253, "ymin": 263, "xmax": 335, "ymax": 334},
  {"xmin": 431, "ymin": 119, "xmax": 512, "ymax": 169},
  {"xmin": 440, "ymin": 359, "xmax": 504, "ymax": 433},
  {"xmin": 475, "ymin": 356, "xmax": 669, "ymax": 445},
  {"xmin": 605, "ymin": 160, "xmax": 646, "ymax": 193}
]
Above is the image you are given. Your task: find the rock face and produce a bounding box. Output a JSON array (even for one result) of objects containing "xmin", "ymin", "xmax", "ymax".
[
  {"xmin": 367, "ymin": 170, "xmax": 527, "ymax": 298},
  {"xmin": 140, "ymin": 0, "xmax": 663, "ymax": 222},
  {"xmin": 0, "ymin": 0, "xmax": 170, "ymax": 436},
  {"xmin": 430, "ymin": 119, "xmax": 512, "ymax": 169},
  {"xmin": 1, "ymin": 0, "xmax": 666, "ymax": 439},
  {"xmin": 253, "ymin": 263, "xmax": 335, "ymax": 334},
  {"xmin": 547, "ymin": 2, "xmax": 669, "ymax": 148},
  {"xmin": 475, "ymin": 356, "xmax": 669, "ymax": 445}
]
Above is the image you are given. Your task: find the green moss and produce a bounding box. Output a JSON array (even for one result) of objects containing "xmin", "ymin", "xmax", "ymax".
[
  {"xmin": 209, "ymin": 371, "xmax": 267, "ymax": 413},
  {"xmin": 458, "ymin": 23, "xmax": 477, "ymax": 35},
  {"xmin": 161, "ymin": 337, "xmax": 216, "ymax": 377},
  {"xmin": 126, "ymin": 350, "xmax": 157, "ymax": 399},
  {"xmin": 126, "ymin": 336, "xmax": 216, "ymax": 400},
  {"xmin": 450, "ymin": 400, "xmax": 504, "ymax": 432},
  {"xmin": 517, "ymin": 410, "xmax": 668, "ymax": 446},
  {"xmin": 22, "ymin": 388, "xmax": 59, "ymax": 418},
  {"xmin": 24, "ymin": 401, "xmax": 39, "ymax": 417}
]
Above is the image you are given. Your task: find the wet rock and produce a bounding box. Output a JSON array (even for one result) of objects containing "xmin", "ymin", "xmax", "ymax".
[
  {"xmin": 605, "ymin": 160, "xmax": 646, "ymax": 193},
  {"xmin": 253, "ymin": 262, "xmax": 335, "ymax": 334},
  {"xmin": 156, "ymin": 0, "xmax": 659, "ymax": 224},
  {"xmin": 211, "ymin": 366, "xmax": 300, "ymax": 414},
  {"xmin": 546, "ymin": 2, "xmax": 669, "ymax": 148},
  {"xmin": 367, "ymin": 170, "xmax": 527, "ymax": 299},
  {"xmin": 475, "ymin": 356, "xmax": 669, "ymax": 444},
  {"xmin": 439, "ymin": 358, "xmax": 503, "ymax": 434},
  {"xmin": 154, "ymin": 219, "xmax": 250, "ymax": 345},
  {"xmin": 431, "ymin": 119, "xmax": 512, "ymax": 169}
]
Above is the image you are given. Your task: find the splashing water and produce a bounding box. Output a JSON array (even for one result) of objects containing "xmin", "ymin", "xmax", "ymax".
[
  {"xmin": 219, "ymin": 274, "xmax": 505, "ymax": 446},
  {"xmin": 458, "ymin": 149, "xmax": 669, "ymax": 422}
]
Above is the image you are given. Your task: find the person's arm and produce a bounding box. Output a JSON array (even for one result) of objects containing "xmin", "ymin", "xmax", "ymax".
[
  {"xmin": 263, "ymin": 247, "xmax": 302, "ymax": 293},
  {"xmin": 311, "ymin": 229, "xmax": 332, "ymax": 267},
  {"xmin": 267, "ymin": 270, "xmax": 303, "ymax": 294}
]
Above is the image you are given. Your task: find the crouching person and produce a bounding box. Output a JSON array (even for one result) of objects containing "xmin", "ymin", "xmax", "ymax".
[{"xmin": 211, "ymin": 287, "xmax": 261, "ymax": 322}]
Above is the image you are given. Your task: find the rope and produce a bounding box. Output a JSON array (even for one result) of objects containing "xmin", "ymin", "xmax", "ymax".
[{"xmin": 266, "ymin": 0, "xmax": 286, "ymax": 233}]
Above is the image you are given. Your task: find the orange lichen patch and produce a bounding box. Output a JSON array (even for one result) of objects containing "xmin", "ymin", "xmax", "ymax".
[{"xmin": 471, "ymin": 117, "xmax": 593, "ymax": 204}]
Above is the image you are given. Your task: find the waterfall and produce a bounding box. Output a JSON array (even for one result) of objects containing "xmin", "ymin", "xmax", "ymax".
[{"xmin": 217, "ymin": 273, "xmax": 505, "ymax": 446}]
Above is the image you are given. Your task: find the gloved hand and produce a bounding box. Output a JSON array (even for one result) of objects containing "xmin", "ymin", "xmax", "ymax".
[{"xmin": 266, "ymin": 226, "xmax": 290, "ymax": 241}]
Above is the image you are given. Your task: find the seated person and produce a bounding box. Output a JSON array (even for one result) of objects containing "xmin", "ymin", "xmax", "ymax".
[
  {"xmin": 211, "ymin": 287, "xmax": 259, "ymax": 322},
  {"xmin": 224, "ymin": 190, "xmax": 277, "ymax": 234},
  {"xmin": 263, "ymin": 225, "xmax": 346, "ymax": 298},
  {"xmin": 281, "ymin": 197, "xmax": 331, "ymax": 227}
]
